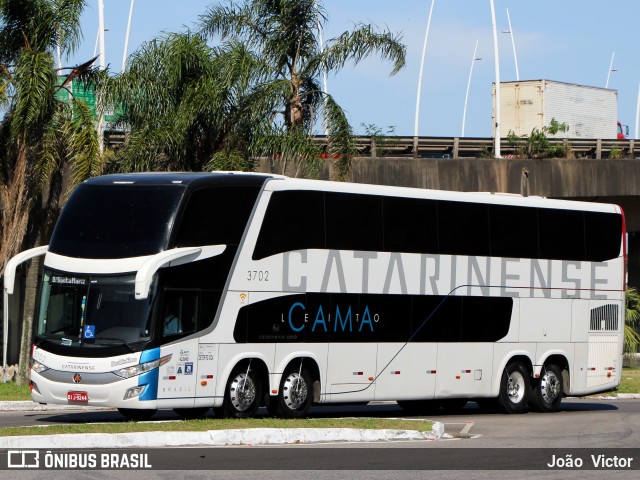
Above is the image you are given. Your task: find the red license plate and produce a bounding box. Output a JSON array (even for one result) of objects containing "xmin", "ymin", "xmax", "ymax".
[{"xmin": 67, "ymin": 391, "xmax": 89, "ymax": 402}]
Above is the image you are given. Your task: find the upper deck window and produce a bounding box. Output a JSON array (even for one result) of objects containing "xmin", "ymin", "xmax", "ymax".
[{"xmin": 49, "ymin": 184, "xmax": 185, "ymax": 259}]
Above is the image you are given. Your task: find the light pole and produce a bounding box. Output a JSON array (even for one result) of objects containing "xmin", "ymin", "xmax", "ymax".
[
  {"xmin": 502, "ymin": 8, "xmax": 519, "ymax": 81},
  {"xmin": 605, "ymin": 52, "xmax": 616, "ymax": 89},
  {"xmin": 98, "ymin": 0, "xmax": 106, "ymax": 69},
  {"xmin": 490, "ymin": 0, "xmax": 501, "ymax": 158},
  {"xmin": 462, "ymin": 39, "xmax": 481, "ymax": 137},
  {"xmin": 635, "ymin": 82, "xmax": 639, "ymax": 139},
  {"xmin": 122, "ymin": 0, "xmax": 135, "ymax": 72},
  {"xmin": 413, "ymin": 0, "xmax": 436, "ymax": 157}
]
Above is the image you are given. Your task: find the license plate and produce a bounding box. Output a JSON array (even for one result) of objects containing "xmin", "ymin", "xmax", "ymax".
[{"xmin": 67, "ymin": 391, "xmax": 89, "ymax": 402}]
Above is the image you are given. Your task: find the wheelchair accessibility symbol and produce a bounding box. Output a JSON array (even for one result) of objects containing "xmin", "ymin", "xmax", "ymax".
[{"xmin": 83, "ymin": 325, "xmax": 95, "ymax": 339}]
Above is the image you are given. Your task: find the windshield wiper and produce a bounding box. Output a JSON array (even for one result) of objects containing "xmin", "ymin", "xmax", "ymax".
[{"xmin": 91, "ymin": 337, "xmax": 138, "ymax": 352}]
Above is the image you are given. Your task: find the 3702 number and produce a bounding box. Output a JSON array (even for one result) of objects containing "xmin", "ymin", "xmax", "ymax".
[{"xmin": 247, "ymin": 270, "xmax": 270, "ymax": 282}]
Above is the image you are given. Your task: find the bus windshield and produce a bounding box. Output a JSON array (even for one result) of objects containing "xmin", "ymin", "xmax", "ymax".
[
  {"xmin": 48, "ymin": 184, "xmax": 185, "ymax": 259},
  {"xmin": 37, "ymin": 269, "xmax": 154, "ymax": 347}
]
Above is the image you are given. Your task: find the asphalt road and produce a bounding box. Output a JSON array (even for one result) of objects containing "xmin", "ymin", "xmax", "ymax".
[
  {"xmin": 2, "ymin": 398, "xmax": 640, "ymax": 479},
  {"xmin": 2, "ymin": 397, "xmax": 640, "ymax": 448}
]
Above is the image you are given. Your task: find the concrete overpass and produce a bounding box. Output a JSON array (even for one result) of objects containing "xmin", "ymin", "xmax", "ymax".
[{"xmin": 259, "ymin": 156, "xmax": 640, "ymax": 288}]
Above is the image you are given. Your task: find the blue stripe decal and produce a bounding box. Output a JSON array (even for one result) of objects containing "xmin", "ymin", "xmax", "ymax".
[
  {"xmin": 138, "ymin": 348, "xmax": 160, "ymax": 401},
  {"xmin": 140, "ymin": 348, "xmax": 160, "ymax": 363}
]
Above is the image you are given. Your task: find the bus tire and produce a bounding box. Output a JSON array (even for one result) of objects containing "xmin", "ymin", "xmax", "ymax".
[
  {"xmin": 117, "ymin": 408, "xmax": 157, "ymax": 421},
  {"xmin": 217, "ymin": 365, "xmax": 261, "ymax": 418},
  {"xmin": 497, "ymin": 361, "xmax": 530, "ymax": 414},
  {"xmin": 173, "ymin": 407, "xmax": 210, "ymax": 419},
  {"xmin": 276, "ymin": 365, "xmax": 313, "ymax": 418},
  {"xmin": 530, "ymin": 364, "xmax": 563, "ymax": 413}
]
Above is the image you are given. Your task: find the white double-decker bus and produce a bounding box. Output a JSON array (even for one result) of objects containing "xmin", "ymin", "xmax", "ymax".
[{"xmin": 6, "ymin": 172, "xmax": 625, "ymax": 419}]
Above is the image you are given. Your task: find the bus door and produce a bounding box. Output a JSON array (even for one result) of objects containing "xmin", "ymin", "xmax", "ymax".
[{"xmin": 156, "ymin": 291, "xmax": 201, "ymax": 407}]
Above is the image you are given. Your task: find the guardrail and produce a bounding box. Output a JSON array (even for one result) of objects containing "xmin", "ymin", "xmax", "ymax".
[
  {"xmin": 341, "ymin": 136, "xmax": 640, "ymax": 159},
  {"xmin": 104, "ymin": 131, "xmax": 640, "ymax": 159}
]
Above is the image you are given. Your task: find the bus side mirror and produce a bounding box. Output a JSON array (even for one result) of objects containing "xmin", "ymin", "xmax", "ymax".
[{"xmin": 134, "ymin": 245, "xmax": 226, "ymax": 300}]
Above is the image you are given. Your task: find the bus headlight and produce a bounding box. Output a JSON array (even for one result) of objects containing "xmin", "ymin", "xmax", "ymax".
[
  {"xmin": 112, "ymin": 354, "xmax": 171, "ymax": 379},
  {"xmin": 30, "ymin": 358, "xmax": 50, "ymax": 374}
]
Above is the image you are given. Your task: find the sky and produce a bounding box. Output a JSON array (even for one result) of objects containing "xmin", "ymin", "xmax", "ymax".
[{"xmin": 71, "ymin": 0, "xmax": 640, "ymax": 138}]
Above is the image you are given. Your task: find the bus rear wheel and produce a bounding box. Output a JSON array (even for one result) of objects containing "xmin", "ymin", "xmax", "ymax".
[
  {"xmin": 497, "ymin": 361, "xmax": 530, "ymax": 414},
  {"xmin": 215, "ymin": 365, "xmax": 261, "ymax": 418},
  {"xmin": 276, "ymin": 365, "xmax": 313, "ymax": 418},
  {"xmin": 530, "ymin": 364, "xmax": 563, "ymax": 413}
]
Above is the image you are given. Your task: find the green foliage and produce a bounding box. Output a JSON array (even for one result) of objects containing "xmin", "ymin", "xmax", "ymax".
[
  {"xmin": 609, "ymin": 147, "xmax": 623, "ymax": 160},
  {"xmin": 625, "ymin": 287, "xmax": 640, "ymax": 354},
  {"xmin": 361, "ymin": 123, "xmax": 397, "ymax": 158},
  {"xmin": 506, "ymin": 118, "xmax": 569, "ymax": 159}
]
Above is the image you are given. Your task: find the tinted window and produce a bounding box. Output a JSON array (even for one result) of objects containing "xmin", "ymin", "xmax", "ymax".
[
  {"xmin": 326, "ymin": 193, "xmax": 383, "ymax": 251},
  {"xmin": 174, "ymin": 186, "xmax": 259, "ymax": 247},
  {"xmin": 438, "ymin": 201, "xmax": 490, "ymax": 257},
  {"xmin": 490, "ymin": 205, "xmax": 539, "ymax": 259},
  {"xmin": 49, "ymin": 184, "xmax": 185, "ymax": 259},
  {"xmin": 384, "ymin": 196, "xmax": 438, "ymax": 253},
  {"xmin": 253, "ymin": 191, "xmax": 325, "ymax": 260},
  {"xmin": 585, "ymin": 212, "xmax": 622, "ymax": 261},
  {"xmin": 539, "ymin": 209, "xmax": 585, "ymax": 260},
  {"xmin": 236, "ymin": 293, "xmax": 512, "ymax": 343}
]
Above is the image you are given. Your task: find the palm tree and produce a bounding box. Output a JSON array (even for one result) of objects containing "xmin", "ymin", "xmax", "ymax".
[
  {"xmin": 0, "ymin": 0, "xmax": 102, "ymax": 384},
  {"xmin": 199, "ymin": 0, "xmax": 406, "ymax": 179},
  {"xmin": 96, "ymin": 32, "xmax": 259, "ymax": 173}
]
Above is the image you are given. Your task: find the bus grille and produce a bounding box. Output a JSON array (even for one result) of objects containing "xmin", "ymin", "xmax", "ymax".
[{"xmin": 590, "ymin": 304, "xmax": 619, "ymax": 331}]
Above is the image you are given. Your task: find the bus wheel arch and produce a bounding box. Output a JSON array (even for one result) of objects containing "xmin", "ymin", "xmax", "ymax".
[
  {"xmin": 215, "ymin": 358, "xmax": 268, "ymax": 418},
  {"xmin": 275, "ymin": 357, "xmax": 320, "ymax": 418}
]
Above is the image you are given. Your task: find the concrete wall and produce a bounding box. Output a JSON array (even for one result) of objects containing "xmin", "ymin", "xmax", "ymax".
[{"xmin": 259, "ymin": 157, "xmax": 640, "ymax": 198}]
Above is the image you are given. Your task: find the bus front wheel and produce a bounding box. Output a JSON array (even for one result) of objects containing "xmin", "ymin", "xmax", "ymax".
[
  {"xmin": 276, "ymin": 365, "xmax": 313, "ymax": 418},
  {"xmin": 530, "ymin": 364, "xmax": 563, "ymax": 413},
  {"xmin": 497, "ymin": 361, "xmax": 530, "ymax": 414},
  {"xmin": 215, "ymin": 365, "xmax": 261, "ymax": 418}
]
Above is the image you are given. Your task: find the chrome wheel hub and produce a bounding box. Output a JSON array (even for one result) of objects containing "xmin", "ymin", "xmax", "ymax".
[
  {"xmin": 282, "ymin": 373, "xmax": 308, "ymax": 410},
  {"xmin": 541, "ymin": 370, "xmax": 561, "ymax": 403},
  {"xmin": 507, "ymin": 371, "xmax": 526, "ymax": 403},
  {"xmin": 230, "ymin": 373, "xmax": 256, "ymax": 412}
]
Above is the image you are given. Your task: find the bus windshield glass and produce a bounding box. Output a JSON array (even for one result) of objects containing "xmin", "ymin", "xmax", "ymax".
[
  {"xmin": 36, "ymin": 270, "xmax": 154, "ymax": 347},
  {"xmin": 48, "ymin": 184, "xmax": 185, "ymax": 259}
]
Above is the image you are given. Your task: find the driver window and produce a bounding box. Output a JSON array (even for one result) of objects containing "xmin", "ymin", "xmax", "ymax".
[{"xmin": 162, "ymin": 291, "xmax": 198, "ymax": 337}]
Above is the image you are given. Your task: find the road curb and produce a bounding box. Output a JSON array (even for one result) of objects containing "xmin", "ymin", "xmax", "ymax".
[
  {"xmin": 0, "ymin": 401, "xmax": 113, "ymax": 412},
  {"xmin": 0, "ymin": 425, "xmax": 444, "ymax": 449}
]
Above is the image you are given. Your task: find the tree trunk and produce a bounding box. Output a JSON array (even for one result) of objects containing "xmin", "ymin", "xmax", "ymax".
[
  {"xmin": 16, "ymin": 252, "xmax": 42, "ymax": 386},
  {"xmin": 14, "ymin": 166, "xmax": 64, "ymax": 386}
]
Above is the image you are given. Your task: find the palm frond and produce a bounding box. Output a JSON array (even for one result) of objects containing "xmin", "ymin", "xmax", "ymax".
[
  {"xmin": 10, "ymin": 49, "xmax": 55, "ymax": 140},
  {"xmin": 66, "ymin": 96, "xmax": 102, "ymax": 186},
  {"xmin": 324, "ymin": 23, "xmax": 406, "ymax": 76}
]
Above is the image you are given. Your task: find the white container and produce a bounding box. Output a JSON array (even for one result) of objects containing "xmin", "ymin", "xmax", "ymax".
[{"xmin": 493, "ymin": 80, "xmax": 618, "ymax": 139}]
